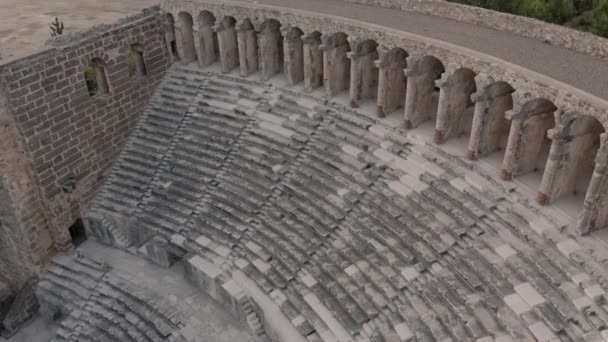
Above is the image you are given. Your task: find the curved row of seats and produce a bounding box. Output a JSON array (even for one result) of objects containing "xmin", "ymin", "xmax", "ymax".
[
  {"xmin": 36, "ymin": 254, "xmax": 186, "ymax": 342},
  {"xmin": 86, "ymin": 65, "xmax": 608, "ymax": 342}
]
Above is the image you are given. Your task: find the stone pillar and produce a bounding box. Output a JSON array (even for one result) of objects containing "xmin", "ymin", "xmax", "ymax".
[
  {"xmin": 321, "ymin": 33, "xmax": 350, "ymax": 97},
  {"xmin": 214, "ymin": 19, "xmax": 239, "ymax": 73},
  {"xmin": 281, "ymin": 26, "xmax": 304, "ymax": 86},
  {"xmin": 303, "ymin": 33, "xmax": 323, "ymax": 91},
  {"xmin": 403, "ymin": 56, "xmax": 444, "ymax": 129},
  {"xmin": 500, "ymin": 94, "xmax": 556, "ymax": 180},
  {"xmin": 375, "ymin": 47, "xmax": 407, "ymax": 119},
  {"xmin": 197, "ymin": 20, "xmax": 217, "ymax": 66},
  {"xmin": 176, "ymin": 13, "xmax": 197, "ymax": 64},
  {"xmin": 347, "ymin": 37, "xmax": 378, "ymax": 108},
  {"xmin": 434, "ymin": 68, "xmax": 476, "ymax": 144},
  {"xmin": 236, "ymin": 20, "xmax": 258, "ymax": 77},
  {"xmin": 164, "ymin": 15, "xmax": 179, "ymax": 63},
  {"xmin": 258, "ymin": 20, "xmax": 283, "ymax": 81},
  {"xmin": 467, "ymin": 76, "xmax": 514, "ymax": 160},
  {"xmin": 577, "ymin": 134, "xmax": 608, "ymax": 234},
  {"xmin": 537, "ymin": 128, "xmax": 568, "ymax": 205}
]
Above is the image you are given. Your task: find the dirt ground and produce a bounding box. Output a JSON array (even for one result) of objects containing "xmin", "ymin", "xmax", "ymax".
[{"xmin": 0, "ymin": 0, "xmax": 159, "ymax": 62}]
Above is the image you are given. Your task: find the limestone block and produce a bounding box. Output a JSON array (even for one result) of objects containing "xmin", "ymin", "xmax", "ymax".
[
  {"xmin": 556, "ymin": 239, "xmax": 581, "ymax": 257},
  {"xmin": 504, "ymin": 293, "xmax": 531, "ymax": 315},
  {"xmin": 400, "ymin": 267, "xmax": 420, "ymax": 281},
  {"xmin": 514, "ymin": 283, "xmax": 545, "ymax": 307},
  {"xmin": 584, "ymin": 284, "xmax": 606, "ymax": 303},
  {"xmin": 303, "ymin": 293, "xmax": 351, "ymax": 342},
  {"xmin": 393, "ymin": 322, "xmax": 414, "ymax": 341},
  {"xmin": 342, "ymin": 144, "xmax": 364, "ymax": 158},
  {"xmin": 494, "ymin": 244, "xmax": 517, "ymax": 259},
  {"xmin": 186, "ymin": 255, "xmax": 223, "ymax": 300},
  {"xmin": 388, "ymin": 181, "xmax": 412, "ymax": 197},
  {"xmin": 528, "ymin": 321, "xmax": 557, "ymax": 342},
  {"xmin": 259, "ymin": 122, "xmax": 295, "ymax": 138}
]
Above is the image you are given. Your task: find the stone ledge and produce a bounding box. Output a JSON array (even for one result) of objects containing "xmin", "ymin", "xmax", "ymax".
[{"xmin": 344, "ymin": 0, "xmax": 608, "ymax": 62}]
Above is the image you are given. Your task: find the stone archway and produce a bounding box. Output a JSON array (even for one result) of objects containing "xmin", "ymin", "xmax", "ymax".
[
  {"xmin": 403, "ymin": 55, "xmax": 445, "ymax": 129},
  {"xmin": 281, "ymin": 26, "xmax": 304, "ymax": 86},
  {"xmin": 165, "ymin": 14, "xmax": 179, "ymax": 61},
  {"xmin": 321, "ymin": 32, "xmax": 350, "ymax": 97},
  {"xmin": 434, "ymin": 67, "xmax": 477, "ymax": 144},
  {"xmin": 177, "ymin": 12, "xmax": 197, "ymax": 63},
  {"xmin": 375, "ymin": 47, "xmax": 408, "ymax": 118},
  {"xmin": 302, "ymin": 31, "xmax": 323, "ymax": 91},
  {"xmin": 347, "ymin": 38, "xmax": 379, "ymax": 108},
  {"xmin": 217, "ymin": 16, "xmax": 239, "ymax": 73},
  {"xmin": 258, "ymin": 19, "xmax": 283, "ymax": 81},
  {"xmin": 236, "ymin": 18, "xmax": 258, "ymax": 77},
  {"xmin": 467, "ymin": 79, "xmax": 514, "ymax": 160},
  {"xmin": 501, "ymin": 94, "xmax": 557, "ymax": 181},
  {"xmin": 197, "ymin": 10, "xmax": 218, "ymax": 66},
  {"xmin": 538, "ymin": 113, "xmax": 605, "ymax": 207}
]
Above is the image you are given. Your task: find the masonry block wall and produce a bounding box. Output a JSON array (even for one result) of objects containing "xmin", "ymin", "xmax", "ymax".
[{"xmin": 0, "ymin": 6, "xmax": 171, "ymax": 289}]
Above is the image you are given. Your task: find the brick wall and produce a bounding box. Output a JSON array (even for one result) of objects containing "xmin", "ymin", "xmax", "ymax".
[{"xmin": 0, "ymin": 6, "xmax": 171, "ymax": 288}]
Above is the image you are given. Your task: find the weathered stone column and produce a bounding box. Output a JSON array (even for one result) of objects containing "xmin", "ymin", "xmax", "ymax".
[
  {"xmin": 236, "ymin": 19, "xmax": 258, "ymax": 77},
  {"xmin": 302, "ymin": 33, "xmax": 323, "ymax": 91},
  {"xmin": 537, "ymin": 127, "xmax": 568, "ymax": 205},
  {"xmin": 375, "ymin": 47, "xmax": 407, "ymax": 118},
  {"xmin": 434, "ymin": 68, "xmax": 476, "ymax": 144},
  {"xmin": 500, "ymin": 93, "xmax": 557, "ymax": 180},
  {"xmin": 403, "ymin": 56, "xmax": 444, "ymax": 129},
  {"xmin": 176, "ymin": 13, "xmax": 197, "ymax": 64},
  {"xmin": 196, "ymin": 14, "xmax": 217, "ymax": 66},
  {"xmin": 321, "ymin": 33, "xmax": 350, "ymax": 97},
  {"xmin": 214, "ymin": 18, "xmax": 239, "ymax": 73},
  {"xmin": 347, "ymin": 37, "xmax": 378, "ymax": 108},
  {"xmin": 281, "ymin": 26, "xmax": 304, "ymax": 86},
  {"xmin": 467, "ymin": 76, "xmax": 514, "ymax": 160},
  {"xmin": 258, "ymin": 20, "xmax": 283, "ymax": 81},
  {"xmin": 577, "ymin": 134, "xmax": 608, "ymax": 234}
]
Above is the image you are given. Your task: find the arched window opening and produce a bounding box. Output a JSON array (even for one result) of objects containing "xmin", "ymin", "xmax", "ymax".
[
  {"xmin": 128, "ymin": 44, "xmax": 147, "ymax": 77},
  {"xmin": 85, "ymin": 58, "xmax": 110, "ymax": 96},
  {"xmin": 237, "ymin": 19, "xmax": 259, "ymax": 77},
  {"xmin": 218, "ymin": 16, "xmax": 239, "ymax": 73},
  {"xmin": 178, "ymin": 12, "xmax": 197, "ymax": 63}
]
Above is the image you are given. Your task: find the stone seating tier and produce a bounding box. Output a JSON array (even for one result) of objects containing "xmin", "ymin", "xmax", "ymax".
[{"xmin": 82, "ymin": 65, "xmax": 608, "ymax": 342}]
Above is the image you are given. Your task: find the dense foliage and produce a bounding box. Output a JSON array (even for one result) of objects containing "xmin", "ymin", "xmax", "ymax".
[{"xmin": 448, "ymin": 0, "xmax": 608, "ymax": 37}]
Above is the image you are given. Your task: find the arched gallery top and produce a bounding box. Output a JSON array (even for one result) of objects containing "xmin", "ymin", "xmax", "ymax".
[{"xmin": 161, "ymin": 0, "xmax": 608, "ymax": 130}]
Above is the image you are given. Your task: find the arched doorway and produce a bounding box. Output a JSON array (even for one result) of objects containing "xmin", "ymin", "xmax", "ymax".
[
  {"xmin": 282, "ymin": 26, "xmax": 304, "ymax": 86},
  {"xmin": 236, "ymin": 18, "xmax": 258, "ymax": 77},
  {"xmin": 165, "ymin": 14, "xmax": 179, "ymax": 61}
]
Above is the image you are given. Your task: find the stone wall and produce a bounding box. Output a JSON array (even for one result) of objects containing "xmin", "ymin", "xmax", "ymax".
[
  {"xmin": 344, "ymin": 0, "xmax": 608, "ymax": 62},
  {"xmin": 0, "ymin": 6, "xmax": 171, "ymax": 289}
]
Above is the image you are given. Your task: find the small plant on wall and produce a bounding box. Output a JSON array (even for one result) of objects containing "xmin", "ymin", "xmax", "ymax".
[{"xmin": 50, "ymin": 17, "xmax": 65, "ymax": 37}]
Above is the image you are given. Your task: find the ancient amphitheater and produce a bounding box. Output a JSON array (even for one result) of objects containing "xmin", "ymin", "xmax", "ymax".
[{"xmin": 3, "ymin": 0, "xmax": 608, "ymax": 341}]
